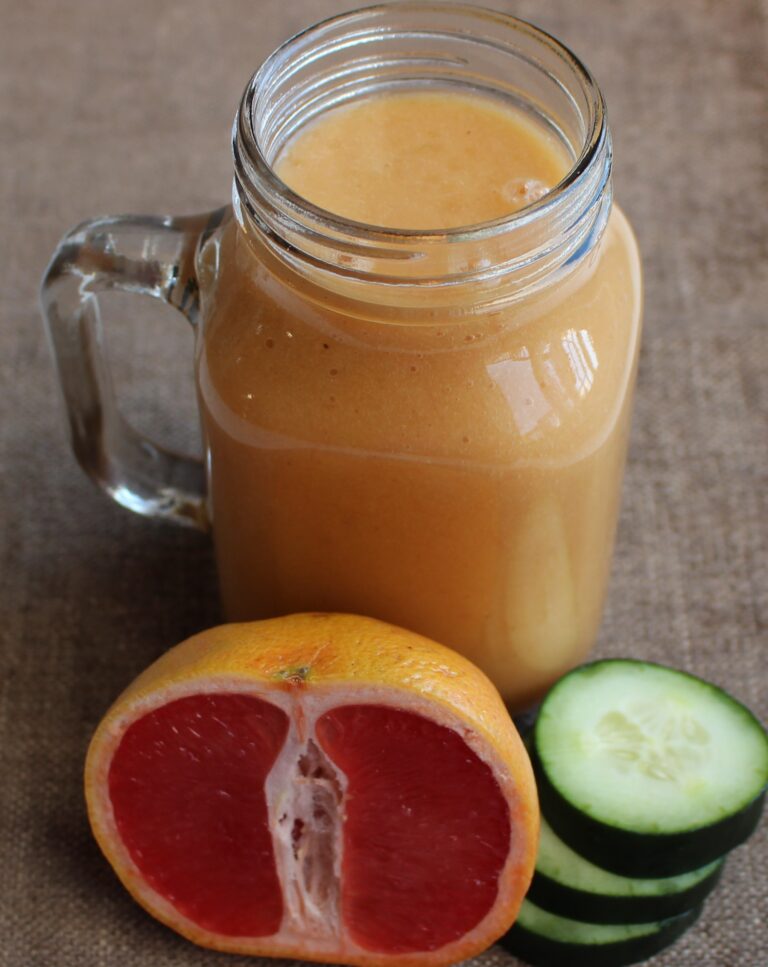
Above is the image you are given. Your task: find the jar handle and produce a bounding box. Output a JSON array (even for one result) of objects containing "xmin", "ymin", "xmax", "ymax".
[{"xmin": 40, "ymin": 208, "xmax": 227, "ymax": 530}]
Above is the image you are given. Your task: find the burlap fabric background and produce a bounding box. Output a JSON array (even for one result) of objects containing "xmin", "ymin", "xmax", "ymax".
[{"xmin": 1, "ymin": 1, "xmax": 766, "ymax": 964}]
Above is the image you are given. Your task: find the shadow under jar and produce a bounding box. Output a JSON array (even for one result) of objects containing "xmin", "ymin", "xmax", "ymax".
[{"xmin": 42, "ymin": 4, "xmax": 642, "ymax": 712}]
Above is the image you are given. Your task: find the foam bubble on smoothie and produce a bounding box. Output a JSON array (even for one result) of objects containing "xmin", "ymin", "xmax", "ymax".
[{"xmin": 502, "ymin": 179, "xmax": 550, "ymax": 209}]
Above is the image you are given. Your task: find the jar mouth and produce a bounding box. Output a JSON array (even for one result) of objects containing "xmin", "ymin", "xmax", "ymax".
[{"xmin": 232, "ymin": 2, "xmax": 613, "ymax": 304}]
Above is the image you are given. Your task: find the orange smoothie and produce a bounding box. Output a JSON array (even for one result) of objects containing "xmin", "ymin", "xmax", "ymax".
[
  {"xmin": 197, "ymin": 91, "xmax": 641, "ymax": 710},
  {"xmin": 275, "ymin": 92, "xmax": 565, "ymax": 228}
]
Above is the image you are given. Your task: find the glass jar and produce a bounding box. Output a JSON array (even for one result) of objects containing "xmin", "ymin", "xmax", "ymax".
[{"xmin": 42, "ymin": 3, "xmax": 641, "ymax": 711}]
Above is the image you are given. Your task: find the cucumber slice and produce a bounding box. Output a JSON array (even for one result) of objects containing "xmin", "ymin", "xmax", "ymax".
[
  {"xmin": 533, "ymin": 660, "xmax": 768, "ymax": 876},
  {"xmin": 502, "ymin": 899, "xmax": 701, "ymax": 967},
  {"xmin": 528, "ymin": 814, "xmax": 724, "ymax": 923}
]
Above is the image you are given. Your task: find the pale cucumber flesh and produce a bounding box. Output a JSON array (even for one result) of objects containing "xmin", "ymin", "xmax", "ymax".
[{"xmin": 535, "ymin": 660, "xmax": 768, "ymax": 835}]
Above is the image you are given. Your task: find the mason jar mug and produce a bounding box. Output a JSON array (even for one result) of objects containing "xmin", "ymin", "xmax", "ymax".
[{"xmin": 41, "ymin": 4, "xmax": 642, "ymax": 710}]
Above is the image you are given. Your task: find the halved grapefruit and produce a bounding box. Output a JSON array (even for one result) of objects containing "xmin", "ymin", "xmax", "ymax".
[{"xmin": 85, "ymin": 614, "xmax": 538, "ymax": 966}]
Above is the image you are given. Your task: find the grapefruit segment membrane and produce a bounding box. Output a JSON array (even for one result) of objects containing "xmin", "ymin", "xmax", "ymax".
[{"xmin": 85, "ymin": 614, "xmax": 538, "ymax": 966}]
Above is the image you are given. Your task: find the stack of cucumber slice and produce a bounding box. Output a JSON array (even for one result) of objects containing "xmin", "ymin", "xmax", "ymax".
[{"xmin": 502, "ymin": 660, "xmax": 768, "ymax": 966}]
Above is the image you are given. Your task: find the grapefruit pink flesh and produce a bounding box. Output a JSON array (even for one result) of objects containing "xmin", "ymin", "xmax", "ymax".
[
  {"xmin": 109, "ymin": 693, "xmax": 289, "ymax": 936},
  {"xmin": 108, "ymin": 692, "xmax": 513, "ymax": 953},
  {"xmin": 316, "ymin": 705, "xmax": 511, "ymax": 953}
]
